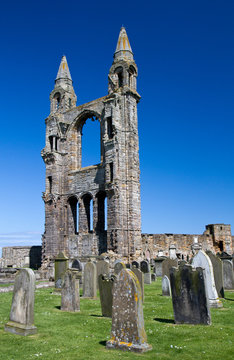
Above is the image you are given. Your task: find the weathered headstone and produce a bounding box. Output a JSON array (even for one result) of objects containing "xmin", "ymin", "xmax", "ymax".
[
  {"xmin": 206, "ymin": 250, "xmax": 224, "ymax": 297},
  {"xmin": 132, "ymin": 266, "xmax": 144, "ymax": 302},
  {"xmin": 140, "ymin": 260, "xmax": 151, "ymax": 284},
  {"xmin": 223, "ymin": 260, "xmax": 234, "ymax": 289},
  {"xmin": 151, "ymin": 273, "xmax": 156, "ymax": 282},
  {"xmin": 162, "ymin": 275, "xmax": 171, "ymax": 296},
  {"xmin": 83, "ymin": 261, "xmax": 97, "ymax": 298},
  {"xmin": 98, "ymin": 274, "xmax": 116, "ymax": 317},
  {"xmin": 114, "ymin": 261, "xmax": 126, "ymax": 275},
  {"xmin": 170, "ymin": 264, "xmax": 211, "ymax": 325},
  {"xmin": 96, "ymin": 259, "xmax": 109, "ymax": 288},
  {"xmin": 162, "ymin": 258, "xmax": 178, "ymax": 279},
  {"xmin": 192, "ymin": 250, "xmax": 222, "ymax": 308},
  {"xmin": 132, "ymin": 260, "xmax": 140, "ymax": 268},
  {"xmin": 154, "ymin": 257, "xmax": 166, "ymax": 276},
  {"xmin": 5, "ymin": 268, "xmax": 37, "ymax": 335},
  {"xmin": 106, "ymin": 269, "xmax": 152, "ymax": 353},
  {"xmin": 61, "ymin": 269, "xmax": 80, "ymax": 312},
  {"xmin": 54, "ymin": 252, "xmax": 68, "ymax": 288}
]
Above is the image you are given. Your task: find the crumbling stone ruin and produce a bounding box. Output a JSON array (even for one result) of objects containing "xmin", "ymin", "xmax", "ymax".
[
  {"xmin": 0, "ymin": 29, "xmax": 233, "ymax": 272},
  {"xmin": 41, "ymin": 27, "xmax": 142, "ymax": 270}
]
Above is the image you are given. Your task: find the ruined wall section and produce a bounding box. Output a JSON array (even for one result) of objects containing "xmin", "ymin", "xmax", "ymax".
[{"xmin": 0, "ymin": 246, "xmax": 41, "ymax": 269}]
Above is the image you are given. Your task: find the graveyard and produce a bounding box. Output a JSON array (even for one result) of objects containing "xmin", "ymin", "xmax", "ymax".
[{"xmin": 0, "ymin": 275, "xmax": 233, "ymax": 360}]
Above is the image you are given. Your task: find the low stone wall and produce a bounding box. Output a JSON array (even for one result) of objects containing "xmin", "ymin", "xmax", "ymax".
[{"xmin": 0, "ymin": 246, "xmax": 41, "ymax": 269}]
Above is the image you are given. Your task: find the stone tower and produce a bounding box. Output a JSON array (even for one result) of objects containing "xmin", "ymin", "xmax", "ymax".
[{"xmin": 41, "ymin": 27, "xmax": 141, "ymax": 268}]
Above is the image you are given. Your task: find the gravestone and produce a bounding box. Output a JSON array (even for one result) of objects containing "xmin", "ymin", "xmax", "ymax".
[
  {"xmin": 114, "ymin": 261, "xmax": 126, "ymax": 275},
  {"xmin": 162, "ymin": 258, "xmax": 178, "ymax": 279},
  {"xmin": 98, "ymin": 274, "xmax": 116, "ymax": 317},
  {"xmin": 162, "ymin": 275, "xmax": 171, "ymax": 296},
  {"xmin": 154, "ymin": 257, "xmax": 166, "ymax": 276},
  {"xmin": 192, "ymin": 250, "xmax": 222, "ymax": 308},
  {"xmin": 106, "ymin": 269, "xmax": 152, "ymax": 353},
  {"xmin": 206, "ymin": 250, "xmax": 224, "ymax": 297},
  {"xmin": 61, "ymin": 269, "xmax": 80, "ymax": 312},
  {"xmin": 83, "ymin": 261, "xmax": 97, "ymax": 298},
  {"xmin": 132, "ymin": 266, "xmax": 144, "ymax": 302},
  {"xmin": 5, "ymin": 268, "xmax": 37, "ymax": 335},
  {"xmin": 170, "ymin": 264, "xmax": 211, "ymax": 325},
  {"xmin": 132, "ymin": 260, "xmax": 140, "ymax": 268},
  {"xmin": 223, "ymin": 260, "xmax": 234, "ymax": 289},
  {"xmin": 151, "ymin": 273, "xmax": 156, "ymax": 282},
  {"xmin": 54, "ymin": 252, "xmax": 68, "ymax": 288},
  {"xmin": 140, "ymin": 260, "xmax": 151, "ymax": 284},
  {"xmin": 96, "ymin": 259, "xmax": 109, "ymax": 288}
]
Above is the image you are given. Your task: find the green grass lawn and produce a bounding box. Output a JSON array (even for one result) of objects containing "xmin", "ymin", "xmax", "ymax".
[{"xmin": 0, "ymin": 279, "xmax": 233, "ymax": 360}]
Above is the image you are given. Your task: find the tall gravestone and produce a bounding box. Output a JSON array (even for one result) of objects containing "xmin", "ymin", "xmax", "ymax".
[
  {"xmin": 98, "ymin": 274, "xmax": 116, "ymax": 317},
  {"xmin": 5, "ymin": 268, "xmax": 37, "ymax": 336},
  {"xmin": 154, "ymin": 257, "xmax": 166, "ymax": 277},
  {"xmin": 192, "ymin": 250, "xmax": 222, "ymax": 308},
  {"xmin": 140, "ymin": 260, "xmax": 151, "ymax": 284},
  {"xmin": 162, "ymin": 275, "xmax": 171, "ymax": 296},
  {"xmin": 223, "ymin": 260, "xmax": 234, "ymax": 289},
  {"xmin": 96, "ymin": 259, "xmax": 109, "ymax": 288},
  {"xmin": 54, "ymin": 252, "xmax": 68, "ymax": 288},
  {"xmin": 132, "ymin": 266, "xmax": 144, "ymax": 302},
  {"xmin": 83, "ymin": 261, "xmax": 97, "ymax": 298},
  {"xmin": 206, "ymin": 250, "xmax": 224, "ymax": 297},
  {"xmin": 106, "ymin": 269, "xmax": 152, "ymax": 353},
  {"xmin": 170, "ymin": 264, "xmax": 211, "ymax": 325},
  {"xmin": 61, "ymin": 269, "xmax": 80, "ymax": 312},
  {"xmin": 162, "ymin": 258, "xmax": 178, "ymax": 279},
  {"xmin": 114, "ymin": 261, "xmax": 126, "ymax": 275}
]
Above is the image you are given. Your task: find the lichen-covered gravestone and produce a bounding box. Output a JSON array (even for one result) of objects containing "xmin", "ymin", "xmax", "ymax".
[
  {"xmin": 96, "ymin": 259, "xmax": 109, "ymax": 288},
  {"xmin": 140, "ymin": 260, "xmax": 151, "ymax": 284},
  {"xmin": 162, "ymin": 275, "xmax": 171, "ymax": 296},
  {"xmin": 83, "ymin": 261, "xmax": 97, "ymax": 298},
  {"xmin": 170, "ymin": 264, "xmax": 211, "ymax": 325},
  {"xmin": 192, "ymin": 250, "xmax": 222, "ymax": 308},
  {"xmin": 61, "ymin": 269, "xmax": 80, "ymax": 312},
  {"xmin": 98, "ymin": 274, "xmax": 116, "ymax": 317},
  {"xmin": 106, "ymin": 269, "xmax": 152, "ymax": 353},
  {"xmin": 162, "ymin": 258, "xmax": 178, "ymax": 279},
  {"xmin": 206, "ymin": 250, "xmax": 224, "ymax": 297},
  {"xmin": 223, "ymin": 260, "xmax": 234, "ymax": 289},
  {"xmin": 132, "ymin": 266, "xmax": 144, "ymax": 302},
  {"xmin": 5, "ymin": 268, "xmax": 37, "ymax": 336},
  {"xmin": 114, "ymin": 261, "xmax": 126, "ymax": 275}
]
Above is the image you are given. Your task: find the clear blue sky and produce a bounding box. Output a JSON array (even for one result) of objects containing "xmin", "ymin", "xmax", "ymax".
[{"xmin": 0, "ymin": 0, "xmax": 233, "ymax": 255}]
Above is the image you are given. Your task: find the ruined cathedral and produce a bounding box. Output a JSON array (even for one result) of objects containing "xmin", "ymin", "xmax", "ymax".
[
  {"xmin": 39, "ymin": 27, "xmax": 233, "ymax": 271},
  {"xmin": 41, "ymin": 28, "xmax": 142, "ymax": 267}
]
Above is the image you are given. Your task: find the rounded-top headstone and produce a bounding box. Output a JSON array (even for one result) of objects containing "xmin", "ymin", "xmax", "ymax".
[
  {"xmin": 5, "ymin": 268, "xmax": 37, "ymax": 336},
  {"xmin": 192, "ymin": 250, "xmax": 222, "ymax": 308},
  {"xmin": 114, "ymin": 261, "xmax": 126, "ymax": 275}
]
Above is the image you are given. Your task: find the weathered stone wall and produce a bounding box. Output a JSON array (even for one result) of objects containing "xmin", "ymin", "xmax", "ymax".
[
  {"xmin": 0, "ymin": 246, "xmax": 41, "ymax": 269},
  {"xmin": 141, "ymin": 224, "xmax": 233, "ymax": 259}
]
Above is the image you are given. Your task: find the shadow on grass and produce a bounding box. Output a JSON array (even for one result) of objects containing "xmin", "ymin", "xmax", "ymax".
[
  {"xmin": 90, "ymin": 314, "xmax": 104, "ymax": 318},
  {"xmin": 224, "ymin": 297, "xmax": 234, "ymax": 301},
  {"xmin": 55, "ymin": 306, "xmax": 61, "ymax": 310},
  {"xmin": 154, "ymin": 317, "xmax": 174, "ymax": 324},
  {"xmin": 99, "ymin": 340, "xmax": 106, "ymax": 347}
]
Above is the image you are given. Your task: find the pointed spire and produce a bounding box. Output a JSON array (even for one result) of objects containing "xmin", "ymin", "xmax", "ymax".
[
  {"xmin": 114, "ymin": 27, "xmax": 133, "ymax": 60},
  {"xmin": 56, "ymin": 55, "xmax": 72, "ymax": 81}
]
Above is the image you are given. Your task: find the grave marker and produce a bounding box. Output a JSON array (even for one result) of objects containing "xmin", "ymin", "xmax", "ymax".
[
  {"xmin": 5, "ymin": 268, "xmax": 37, "ymax": 336},
  {"xmin": 106, "ymin": 269, "xmax": 152, "ymax": 353}
]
